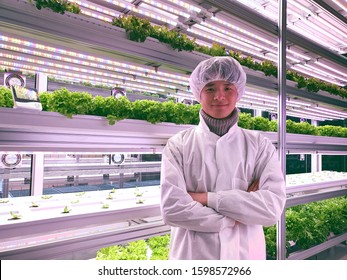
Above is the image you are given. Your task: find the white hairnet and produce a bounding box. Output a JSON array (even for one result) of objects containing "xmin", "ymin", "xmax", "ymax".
[{"xmin": 189, "ymin": 56, "xmax": 246, "ymax": 102}]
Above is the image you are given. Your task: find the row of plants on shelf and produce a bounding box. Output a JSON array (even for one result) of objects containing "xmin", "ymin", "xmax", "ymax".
[
  {"xmin": 30, "ymin": 0, "xmax": 80, "ymax": 14},
  {"xmin": 29, "ymin": 1, "xmax": 347, "ymax": 99},
  {"xmin": 4, "ymin": 187, "xmax": 147, "ymax": 221},
  {"xmin": 264, "ymin": 196, "xmax": 347, "ymax": 259},
  {"xmin": 96, "ymin": 234, "xmax": 170, "ymax": 260},
  {"xmin": 111, "ymin": 14, "xmax": 347, "ymax": 98},
  {"xmin": 95, "ymin": 197, "xmax": 347, "ymax": 260},
  {"xmin": 0, "ymin": 86, "xmax": 346, "ymax": 137}
]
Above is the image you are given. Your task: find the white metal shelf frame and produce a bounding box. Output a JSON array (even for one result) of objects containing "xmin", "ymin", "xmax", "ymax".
[
  {"xmin": 0, "ymin": 185, "xmax": 168, "ymax": 260},
  {"xmin": 1, "ymin": 108, "xmax": 346, "ymax": 153}
]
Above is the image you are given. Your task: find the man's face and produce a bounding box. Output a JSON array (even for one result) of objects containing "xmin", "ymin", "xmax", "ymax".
[{"xmin": 200, "ymin": 80, "xmax": 238, "ymax": 119}]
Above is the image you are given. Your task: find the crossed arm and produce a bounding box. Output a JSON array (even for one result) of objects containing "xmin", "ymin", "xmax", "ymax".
[{"xmin": 188, "ymin": 179, "xmax": 260, "ymax": 206}]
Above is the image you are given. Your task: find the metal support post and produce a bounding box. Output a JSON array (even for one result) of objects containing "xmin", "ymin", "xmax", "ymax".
[
  {"xmin": 31, "ymin": 153, "xmax": 44, "ymax": 196},
  {"xmin": 277, "ymin": 0, "xmax": 287, "ymax": 260}
]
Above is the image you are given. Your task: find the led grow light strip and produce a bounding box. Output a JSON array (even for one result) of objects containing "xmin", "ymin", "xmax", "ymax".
[
  {"xmin": 302, "ymin": 105, "xmax": 347, "ymax": 119},
  {"xmin": 289, "ymin": 0, "xmax": 347, "ymax": 39},
  {"xmin": 189, "ymin": 27, "xmax": 262, "ymax": 57},
  {"xmin": 331, "ymin": 0, "xmax": 347, "ymax": 12},
  {"xmin": 169, "ymin": 92, "xmax": 194, "ymax": 99},
  {"xmin": 288, "ymin": 108, "xmax": 337, "ymax": 120},
  {"xmin": 74, "ymin": 0, "xmax": 121, "ymax": 18},
  {"xmin": 0, "ymin": 54, "xmax": 167, "ymax": 92},
  {"xmin": 79, "ymin": 9, "xmax": 113, "ymax": 22},
  {"xmin": 304, "ymin": 63, "xmax": 347, "ymax": 83},
  {"xmin": 0, "ymin": 60, "xmax": 162, "ymax": 94},
  {"xmin": 193, "ymin": 39, "xmax": 277, "ymax": 64},
  {"xmin": 239, "ymin": 99, "xmax": 277, "ymax": 109},
  {"xmin": 314, "ymin": 61, "xmax": 347, "ymax": 78},
  {"xmin": 242, "ymin": 96, "xmax": 277, "ymax": 105},
  {"xmin": 287, "ymin": 49, "xmax": 311, "ymax": 61},
  {"xmin": 0, "ymin": 35, "xmax": 189, "ymax": 84},
  {"xmin": 138, "ymin": 3, "xmax": 179, "ymax": 20},
  {"xmin": 141, "ymin": 0, "xmax": 190, "ymax": 18},
  {"xmin": 166, "ymin": 0, "xmax": 201, "ymax": 13},
  {"xmin": 211, "ymin": 16, "xmax": 277, "ymax": 47},
  {"xmin": 240, "ymin": 98, "xmax": 342, "ymax": 120},
  {"xmin": 287, "ymin": 24, "xmax": 342, "ymax": 53},
  {"xmin": 0, "ymin": 45, "xmax": 181, "ymax": 89},
  {"xmin": 201, "ymin": 18, "xmax": 304, "ymax": 63},
  {"xmin": 304, "ymin": 107, "xmax": 346, "ymax": 119},
  {"xmin": 285, "ymin": 111, "xmax": 328, "ymax": 121},
  {"xmin": 286, "ymin": 99, "xmax": 312, "ymax": 107},
  {"xmin": 200, "ymin": 21, "xmax": 275, "ymax": 53},
  {"xmin": 98, "ymin": 0, "xmax": 178, "ymax": 25},
  {"xmin": 316, "ymin": 106, "xmax": 347, "ymax": 118},
  {"xmin": 195, "ymin": 24, "xmax": 262, "ymax": 52},
  {"xmin": 292, "ymin": 65, "xmax": 346, "ymax": 86},
  {"xmin": 234, "ymin": 0, "xmax": 278, "ymax": 21},
  {"xmin": 261, "ymin": 52, "xmax": 301, "ymax": 64},
  {"xmin": 237, "ymin": 103, "xmax": 276, "ymax": 111},
  {"xmin": 289, "ymin": 12, "xmax": 346, "ymax": 47},
  {"xmin": 211, "ymin": 12, "xmax": 315, "ymax": 62},
  {"xmin": 237, "ymin": 0, "xmax": 345, "ymax": 52},
  {"xmin": 246, "ymin": 91, "xmax": 347, "ymax": 119}
]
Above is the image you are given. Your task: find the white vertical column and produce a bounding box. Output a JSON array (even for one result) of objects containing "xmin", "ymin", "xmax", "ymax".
[
  {"xmin": 311, "ymin": 120, "xmax": 322, "ymax": 173},
  {"xmin": 35, "ymin": 72, "xmax": 48, "ymax": 93},
  {"xmin": 31, "ymin": 153, "xmax": 44, "ymax": 196},
  {"xmin": 254, "ymin": 109, "xmax": 262, "ymax": 117}
]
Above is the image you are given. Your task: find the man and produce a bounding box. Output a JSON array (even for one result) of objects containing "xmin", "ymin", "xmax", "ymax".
[{"xmin": 160, "ymin": 56, "xmax": 286, "ymax": 259}]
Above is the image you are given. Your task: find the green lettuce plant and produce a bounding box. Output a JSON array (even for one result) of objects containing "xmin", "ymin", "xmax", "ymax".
[
  {"xmin": 0, "ymin": 86, "xmax": 13, "ymax": 108},
  {"xmin": 112, "ymin": 15, "xmax": 153, "ymax": 42},
  {"xmin": 0, "ymin": 87, "xmax": 346, "ymax": 138},
  {"xmin": 31, "ymin": 0, "xmax": 80, "ymax": 14}
]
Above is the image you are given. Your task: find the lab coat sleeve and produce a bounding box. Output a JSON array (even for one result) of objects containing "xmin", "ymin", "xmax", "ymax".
[
  {"xmin": 160, "ymin": 137, "xmax": 235, "ymax": 232},
  {"xmin": 208, "ymin": 136, "xmax": 286, "ymax": 227}
]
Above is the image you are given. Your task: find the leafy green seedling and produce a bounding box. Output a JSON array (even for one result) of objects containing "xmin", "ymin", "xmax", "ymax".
[
  {"xmin": 102, "ymin": 203, "xmax": 109, "ymax": 209},
  {"xmin": 41, "ymin": 195, "xmax": 53, "ymax": 199},
  {"xmin": 75, "ymin": 192, "xmax": 85, "ymax": 196},
  {"xmin": 0, "ymin": 199, "xmax": 9, "ymax": 203},
  {"xmin": 71, "ymin": 200, "xmax": 80, "ymax": 204},
  {"xmin": 30, "ymin": 202, "xmax": 39, "ymax": 208},
  {"xmin": 107, "ymin": 193, "xmax": 114, "ymax": 200},
  {"xmin": 134, "ymin": 187, "xmax": 143, "ymax": 197},
  {"xmin": 62, "ymin": 206, "xmax": 72, "ymax": 213},
  {"xmin": 110, "ymin": 188, "xmax": 116, "ymax": 193},
  {"xmin": 136, "ymin": 198, "xmax": 145, "ymax": 204},
  {"xmin": 9, "ymin": 211, "xmax": 22, "ymax": 220}
]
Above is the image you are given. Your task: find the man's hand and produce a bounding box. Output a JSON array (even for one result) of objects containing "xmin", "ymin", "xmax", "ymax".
[
  {"xmin": 247, "ymin": 179, "xmax": 260, "ymax": 192},
  {"xmin": 188, "ymin": 192, "xmax": 207, "ymax": 206}
]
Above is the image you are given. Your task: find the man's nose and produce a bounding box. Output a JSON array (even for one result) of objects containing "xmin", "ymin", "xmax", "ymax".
[{"xmin": 214, "ymin": 90, "xmax": 226, "ymax": 100}]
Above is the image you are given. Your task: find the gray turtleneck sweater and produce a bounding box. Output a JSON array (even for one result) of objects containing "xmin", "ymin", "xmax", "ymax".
[{"xmin": 200, "ymin": 108, "xmax": 239, "ymax": 136}]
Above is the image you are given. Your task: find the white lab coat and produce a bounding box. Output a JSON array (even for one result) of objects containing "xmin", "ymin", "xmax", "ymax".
[{"xmin": 160, "ymin": 114, "xmax": 286, "ymax": 260}]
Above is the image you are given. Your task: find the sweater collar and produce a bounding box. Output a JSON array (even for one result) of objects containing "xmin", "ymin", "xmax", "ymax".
[{"xmin": 200, "ymin": 108, "xmax": 239, "ymax": 136}]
